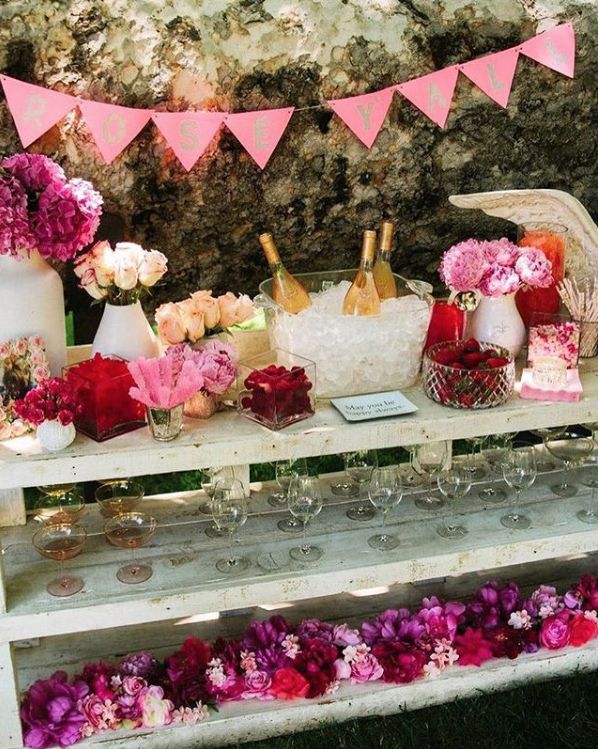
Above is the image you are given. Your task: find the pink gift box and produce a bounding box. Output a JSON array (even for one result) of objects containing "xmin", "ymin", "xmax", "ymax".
[{"xmin": 519, "ymin": 367, "xmax": 583, "ymax": 402}]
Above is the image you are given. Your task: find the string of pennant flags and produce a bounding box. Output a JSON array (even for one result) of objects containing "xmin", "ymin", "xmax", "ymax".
[{"xmin": 0, "ymin": 23, "xmax": 574, "ymax": 171}]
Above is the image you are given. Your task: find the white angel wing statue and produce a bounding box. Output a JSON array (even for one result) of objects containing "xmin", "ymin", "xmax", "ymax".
[{"xmin": 449, "ymin": 189, "xmax": 598, "ymax": 279}]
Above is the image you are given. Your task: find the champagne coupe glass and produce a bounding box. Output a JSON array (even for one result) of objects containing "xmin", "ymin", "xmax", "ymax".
[
  {"xmin": 578, "ymin": 455, "xmax": 598, "ymax": 524},
  {"xmin": 35, "ymin": 484, "xmax": 84, "ymax": 525},
  {"xmin": 269, "ymin": 458, "xmax": 308, "ymax": 507},
  {"xmin": 478, "ymin": 434, "xmax": 513, "ymax": 503},
  {"xmin": 413, "ymin": 441, "xmax": 449, "ymax": 510},
  {"xmin": 367, "ymin": 467, "xmax": 403, "ymax": 550},
  {"xmin": 32, "ymin": 523, "xmax": 87, "ymax": 597},
  {"xmin": 95, "ymin": 479, "xmax": 144, "ymax": 517},
  {"xmin": 544, "ymin": 430, "xmax": 595, "ymax": 497},
  {"xmin": 436, "ymin": 466, "xmax": 471, "ymax": 539},
  {"xmin": 104, "ymin": 512, "xmax": 157, "ymax": 584},
  {"xmin": 463, "ymin": 436, "xmax": 488, "ymax": 480},
  {"xmin": 500, "ymin": 446, "xmax": 537, "ymax": 529},
  {"xmin": 211, "ymin": 478, "xmax": 249, "ymax": 573},
  {"xmin": 344, "ymin": 450, "xmax": 379, "ymax": 521},
  {"xmin": 288, "ymin": 476, "xmax": 324, "ymax": 562},
  {"xmin": 530, "ymin": 427, "xmax": 565, "ymax": 471}
]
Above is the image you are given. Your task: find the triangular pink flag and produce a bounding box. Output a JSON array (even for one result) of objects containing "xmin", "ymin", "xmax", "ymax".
[
  {"xmin": 521, "ymin": 23, "xmax": 575, "ymax": 78},
  {"xmin": 327, "ymin": 87, "xmax": 395, "ymax": 148},
  {"xmin": 460, "ymin": 48, "xmax": 520, "ymax": 108},
  {"xmin": 152, "ymin": 111, "xmax": 225, "ymax": 171},
  {"xmin": 0, "ymin": 75, "xmax": 77, "ymax": 147},
  {"xmin": 78, "ymin": 100, "xmax": 152, "ymax": 164},
  {"xmin": 225, "ymin": 108, "xmax": 294, "ymax": 169},
  {"xmin": 397, "ymin": 66, "xmax": 459, "ymax": 128}
]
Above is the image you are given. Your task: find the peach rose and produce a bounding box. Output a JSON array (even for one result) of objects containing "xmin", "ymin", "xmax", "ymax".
[
  {"xmin": 155, "ymin": 303, "xmax": 187, "ymax": 345},
  {"xmin": 217, "ymin": 292, "xmax": 255, "ymax": 328},
  {"xmin": 89, "ymin": 240, "xmax": 116, "ymax": 287},
  {"xmin": 0, "ymin": 422, "xmax": 12, "ymax": 441},
  {"xmin": 85, "ymin": 282, "xmax": 109, "ymax": 300},
  {"xmin": 190, "ymin": 290, "xmax": 220, "ymax": 330},
  {"xmin": 138, "ymin": 686, "xmax": 174, "ymax": 728},
  {"xmin": 178, "ymin": 299, "xmax": 205, "ymax": 342},
  {"xmin": 139, "ymin": 250, "xmax": 168, "ymax": 287}
]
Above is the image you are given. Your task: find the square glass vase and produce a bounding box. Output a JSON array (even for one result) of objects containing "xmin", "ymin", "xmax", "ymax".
[
  {"xmin": 237, "ymin": 349, "xmax": 316, "ymax": 431},
  {"xmin": 64, "ymin": 356, "xmax": 146, "ymax": 441}
]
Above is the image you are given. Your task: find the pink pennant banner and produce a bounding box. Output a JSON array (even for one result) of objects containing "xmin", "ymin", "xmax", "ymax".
[
  {"xmin": 327, "ymin": 87, "xmax": 395, "ymax": 148},
  {"xmin": 0, "ymin": 75, "xmax": 77, "ymax": 147},
  {"xmin": 521, "ymin": 23, "xmax": 575, "ymax": 78},
  {"xmin": 152, "ymin": 111, "xmax": 226, "ymax": 171},
  {"xmin": 225, "ymin": 108, "xmax": 294, "ymax": 169},
  {"xmin": 396, "ymin": 66, "xmax": 459, "ymax": 128},
  {"xmin": 78, "ymin": 100, "xmax": 153, "ymax": 164},
  {"xmin": 460, "ymin": 48, "xmax": 520, "ymax": 108}
]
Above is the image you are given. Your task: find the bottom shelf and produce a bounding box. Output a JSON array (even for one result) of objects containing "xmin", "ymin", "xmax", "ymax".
[{"xmin": 21, "ymin": 639, "xmax": 598, "ymax": 749}]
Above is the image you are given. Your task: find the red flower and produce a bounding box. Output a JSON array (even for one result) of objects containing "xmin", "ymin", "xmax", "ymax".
[
  {"xmin": 14, "ymin": 377, "xmax": 81, "ymax": 426},
  {"xmin": 371, "ymin": 641, "xmax": 426, "ymax": 684},
  {"xmin": 454, "ymin": 628, "xmax": 494, "ymax": 667},
  {"xmin": 295, "ymin": 638, "xmax": 339, "ymax": 697},
  {"xmin": 488, "ymin": 626, "xmax": 524, "ymax": 660},
  {"xmin": 574, "ymin": 575, "xmax": 598, "ymax": 611},
  {"xmin": 540, "ymin": 612, "xmax": 571, "ymax": 650},
  {"xmin": 164, "ymin": 636, "xmax": 212, "ymax": 707},
  {"xmin": 569, "ymin": 614, "xmax": 598, "ymax": 647},
  {"xmin": 270, "ymin": 668, "xmax": 310, "ymax": 700}
]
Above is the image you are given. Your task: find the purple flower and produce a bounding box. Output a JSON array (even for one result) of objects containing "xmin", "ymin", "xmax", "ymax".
[
  {"xmin": 296, "ymin": 618, "xmax": 334, "ymax": 643},
  {"xmin": 21, "ymin": 671, "xmax": 88, "ymax": 748},
  {"xmin": 415, "ymin": 600, "xmax": 465, "ymax": 640},
  {"xmin": 333, "ymin": 624, "xmax": 362, "ymax": 647},
  {"xmin": 241, "ymin": 616, "xmax": 292, "ymax": 675},
  {"xmin": 361, "ymin": 608, "xmax": 425, "ymax": 645},
  {"xmin": 119, "ymin": 651, "xmax": 158, "ymax": 679},
  {"xmin": 498, "ymin": 582, "xmax": 522, "ymax": 615}
]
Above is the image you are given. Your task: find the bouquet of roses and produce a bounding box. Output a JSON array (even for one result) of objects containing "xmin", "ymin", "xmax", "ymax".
[
  {"xmin": 74, "ymin": 241, "xmax": 168, "ymax": 303},
  {"xmin": 14, "ymin": 377, "xmax": 81, "ymax": 426},
  {"xmin": 0, "ymin": 153, "xmax": 102, "ymax": 262},
  {"xmin": 440, "ymin": 238, "xmax": 552, "ymax": 300},
  {"xmin": 155, "ymin": 290, "xmax": 254, "ymax": 345}
]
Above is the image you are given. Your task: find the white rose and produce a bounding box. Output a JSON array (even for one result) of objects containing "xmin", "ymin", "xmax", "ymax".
[
  {"xmin": 113, "ymin": 252, "xmax": 139, "ymax": 290},
  {"xmin": 115, "ymin": 242, "xmax": 145, "ymax": 264},
  {"xmin": 90, "ymin": 240, "xmax": 116, "ymax": 287},
  {"xmin": 138, "ymin": 250, "xmax": 168, "ymax": 287}
]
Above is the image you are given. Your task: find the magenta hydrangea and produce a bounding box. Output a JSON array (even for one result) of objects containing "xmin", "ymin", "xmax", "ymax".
[{"xmin": 0, "ymin": 153, "xmax": 102, "ymax": 262}]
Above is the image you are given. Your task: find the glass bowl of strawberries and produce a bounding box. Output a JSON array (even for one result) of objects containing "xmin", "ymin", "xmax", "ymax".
[
  {"xmin": 237, "ymin": 350, "xmax": 316, "ymax": 430},
  {"xmin": 423, "ymin": 338, "xmax": 515, "ymax": 409}
]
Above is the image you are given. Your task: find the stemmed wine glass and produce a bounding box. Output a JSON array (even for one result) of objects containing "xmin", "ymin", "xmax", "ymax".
[
  {"xmin": 413, "ymin": 441, "xmax": 449, "ymax": 510},
  {"xmin": 464, "ymin": 436, "xmax": 488, "ymax": 480},
  {"xmin": 343, "ymin": 450, "xmax": 379, "ymax": 521},
  {"xmin": 95, "ymin": 479, "xmax": 144, "ymax": 517},
  {"xmin": 500, "ymin": 446, "xmax": 537, "ymax": 529},
  {"xmin": 104, "ymin": 512, "xmax": 157, "ymax": 584},
  {"xmin": 436, "ymin": 465, "xmax": 471, "ymax": 538},
  {"xmin": 544, "ymin": 430, "xmax": 595, "ymax": 498},
  {"xmin": 269, "ymin": 459, "xmax": 308, "ymax": 507},
  {"xmin": 35, "ymin": 484, "xmax": 84, "ymax": 525},
  {"xmin": 400, "ymin": 444, "xmax": 422, "ymax": 488},
  {"xmin": 288, "ymin": 476, "xmax": 324, "ymax": 562},
  {"xmin": 32, "ymin": 523, "xmax": 87, "ymax": 597},
  {"xmin": 211, "ymin": 478, "xmax": 249, "ymax": 573},
  {"xmin": 478, "ymin": 434, "xmax": 513, "ymax": 503},
  {"xmin": 367, "ymin": 467, "xmax": 403, "ymax": 550},
  {"xmin": 198, "ymin": 466, "xmax": 233, "ymax": 515},
  {"xmin": 276, "ymin": 461, "xmax": 310, "ymax": 533},
  {"xmin": 530, "ymin": 427, "xmax": 565, "ymax": 471},
  {"xmin": 578, "ymin": 455, "xmax": 598, "ymax": 524}
]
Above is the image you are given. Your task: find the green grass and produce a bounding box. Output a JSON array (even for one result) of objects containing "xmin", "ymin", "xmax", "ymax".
[{"xmin": 233, "ymin": 670, "xmax": 598, "ymax": 749}]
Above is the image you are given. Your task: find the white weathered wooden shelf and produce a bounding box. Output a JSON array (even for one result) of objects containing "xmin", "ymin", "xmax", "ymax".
[
  {"xmin": 0, "ymin": 357, "xmax": 596, "ymax": 490},
  {"xmin": 1, "ymin": 471, "xmax": 596, "ymax": 642}
]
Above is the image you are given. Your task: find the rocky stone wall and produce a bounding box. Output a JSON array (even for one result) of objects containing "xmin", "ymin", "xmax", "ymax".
[{"xmin": 0, "ymin": 0, "xmax": 596, "ymax": 340}]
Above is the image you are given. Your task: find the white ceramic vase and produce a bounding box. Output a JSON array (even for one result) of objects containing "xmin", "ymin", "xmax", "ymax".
[
  {"xmin": 0, "ymin": 252, "xmax": 66, "ymax": 376},
  {"xmin": 469, "ymin": 293, "xmax": 527, "ymax": 357},
  {"xmin": 37, "ymin": 419, "xmax": 76, "ymax": 452},
  {"xmin": 92, "ymin": 301, "xmax": 160, "ymax": 361}
]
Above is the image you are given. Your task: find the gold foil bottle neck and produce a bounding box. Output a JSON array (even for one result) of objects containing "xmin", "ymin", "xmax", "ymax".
[
  {"xmin": 259, "ymin": 233, "xmax": 281, "ymax": 265},
  {"xmin": 379, "ymin": 221, "xmax": 395, "ymax": 253},
  {"xmin": 361, "ymin": 230, "xmax": 377, "ymax": 263}
]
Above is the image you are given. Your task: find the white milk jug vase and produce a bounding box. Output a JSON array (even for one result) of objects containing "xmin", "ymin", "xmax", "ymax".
[
  {"xmin": 0, "ymin": 251, "xmax": 67, "ymax": 376},
  {"xmin": 469, "ymin": 292, "xmax": 526, "ymax": 358},
  {"xmin": 92, "ymin": 301, "xmax": 160, "ymax": 361}
]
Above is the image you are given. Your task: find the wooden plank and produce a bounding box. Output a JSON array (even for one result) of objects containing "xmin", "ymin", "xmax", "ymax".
[
  {"xmin": 1, "ymin": 359, "xmax": 597, "ymax": 490},
  {"xmin": 0, "ymin": 642, "xmax": 23, "ymax": 749},
  {"xmin": 2, "ymin": 473, "xmax": 597, "ymax": 642},
  {"xmin": 0, "ymin": 489, "xmax": 26, "ymax": 528},
  {"xmin": 12, "ymin": 640, "xmax": 598, "ymax": 749}
]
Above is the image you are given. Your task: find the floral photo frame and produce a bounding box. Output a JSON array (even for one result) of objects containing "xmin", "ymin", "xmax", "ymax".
[{"xmin": 0, "ymin": 335, "xmax": 51, "ymax": 440}]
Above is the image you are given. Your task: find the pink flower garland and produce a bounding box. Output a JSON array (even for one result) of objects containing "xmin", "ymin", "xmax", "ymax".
[{"xmin": 19, "ymin": 574, "xmax": 598, "ymax": 747}]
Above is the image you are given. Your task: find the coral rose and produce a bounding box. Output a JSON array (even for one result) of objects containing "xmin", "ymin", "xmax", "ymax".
[
  {"xmin": 178, "ymin": 299, "xmax": 206, "ymax": 342},
  {"xmin": 155, "ymin": 303, "xmax": 187, "ymax": 345},
  {"xmin": 269, "ymin": 668, "xmax": 310, "ymax": 700},
  {"xmin": 190, "ymin": 290, "xmax": 221, "ymax": 330},
  {"xmin": 217, "ymin": 292, "xmax": 255, "ymax": 328}
]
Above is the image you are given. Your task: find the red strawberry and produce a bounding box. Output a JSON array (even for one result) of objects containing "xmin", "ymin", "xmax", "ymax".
[
  {"xmin": 486, "ymin": 356, "xmax": 509, "ymax": 368},
  {"xmin": 463, "ymin": 338, "xmax": 480, "ymax": 353},
  {"xmin": 433, "ymin": 348, "xmax": 456, "ymax": 366},
  {"xmin": 449, "ymin": 361, "xmax": 466, "ymax": 369},
  {"xmin": 462, "ymin": 352, "xmax": 487, "ymax": 369}
]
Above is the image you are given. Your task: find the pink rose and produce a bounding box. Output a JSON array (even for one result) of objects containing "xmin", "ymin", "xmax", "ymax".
[
  {"xmin": 540, "ymin": 612, "xmax": 571, "ymax": 649},
  {"xmin": 137, "ymin": 685, "xmax": 174, "ymax": 728},
  {"xmin": 333, "ymin": 624, "xmax": 362, "ymax": 647},
  {"xmin": 178, "ymin": 299, "xmax": 206, "ymax": 342},
  {"xmin": 122, "ymin": 676, "xmax": 146, "ymax": 696},
  {"xmin": 334, "ymin": 658, "xmax": 351, "ymax": 680},
  {"xmin": 89, "ymin": 240, "xmax": 116, "ymax": 286},
  {"xmin": 138, "ymin": 249, "xmax": 168, "ymax": 287},
  {"xmin": 217, "ymin": 292, "xmax": 255, "ymax": 328},
  {"xmin": 190, "ymin": 290, "xmax": 220, "ymax": 330},
  {"xmin": 242, "ymin": 670, "xmax": 273, "ymax": 700},
  {"xmin": 350, "ymin": 653, "xmax": 384, "ymax": 684},
  {"xmin": 155, "ymin": 303, "xmax": 187, "ymax": 345}
]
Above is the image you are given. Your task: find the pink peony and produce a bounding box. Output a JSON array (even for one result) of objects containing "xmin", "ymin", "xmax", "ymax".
[
  {"xmin": 478, "ymin": 263, "xmax": 521, "ymax": 297},
  {"xmin": 540, "ymin": 612, "xmax": 571, "ymax": 649},
  {"xmin": 333, "ymin": 624, "xmax": 362, "ymax": 647},
  {"xmin": 242, "ymin": 670, "xmax": 273, "ymax": 700},
  {"xmin": 514, "ymin": 248, "xmax": 553, "ymax": 288},
  {"xmin": 349, "ymin": 653, "xmax": 384, "ymax": 684},
  {"xmin": 439, "ymin": 239, "xmax": 488, "ymax": 292},
  {"xmin": 191, "ymin": 341, "xmax": 238, "ymax": 396},
  {"xmin": 480, "ymin": 238, "xmax": 520, "ymax": 266}
]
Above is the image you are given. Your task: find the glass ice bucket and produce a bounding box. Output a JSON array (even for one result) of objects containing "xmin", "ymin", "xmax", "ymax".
[{"xmin": 257, "ymin": 270, "xmax": 434, "ymax": 398}]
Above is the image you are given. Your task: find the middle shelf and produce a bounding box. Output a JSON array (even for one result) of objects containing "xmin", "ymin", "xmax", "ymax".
[{"xmin": 1, "ymin": 469, "xmax": 596, "ymax": 642}]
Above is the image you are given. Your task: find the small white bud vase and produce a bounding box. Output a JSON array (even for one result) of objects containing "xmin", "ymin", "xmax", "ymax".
[
  {"xmin": 469, "ymin": 293, "xmax": 526, "ymax": 358},
  {"xmin": 37, "ymin": 420, "xmax": 76, "ymax": 452},
  {"xmin": 92, "ymin": 301, "xmax": 160, "ymax": 361}
]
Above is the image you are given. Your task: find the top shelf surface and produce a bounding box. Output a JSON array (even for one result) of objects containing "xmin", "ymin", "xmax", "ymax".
[{"xmin": 0, "ymin": 359, "xmax": 597, "ymax": 490}]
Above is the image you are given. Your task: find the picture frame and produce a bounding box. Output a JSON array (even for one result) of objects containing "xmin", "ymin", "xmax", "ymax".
[{"xmin": 0, "ymin": 335, "xmax": 51, "ymax": 440}]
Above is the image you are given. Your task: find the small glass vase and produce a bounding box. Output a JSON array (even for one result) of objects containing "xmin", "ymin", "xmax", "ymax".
[{"xmin": 146, "ymin": 404, "xmax": 184, "ymax": 441}]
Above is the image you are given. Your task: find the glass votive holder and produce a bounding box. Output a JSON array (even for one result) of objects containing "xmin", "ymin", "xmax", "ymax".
[
  {"xmin": 146, "ymin": 404, "xmax": 184, "ymax": 441},
  {"xmin": 424, "ymin": 300, "xmax": 466, "ymax": 351}
]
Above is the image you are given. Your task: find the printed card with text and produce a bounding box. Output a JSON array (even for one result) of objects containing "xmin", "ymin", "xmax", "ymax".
[{"xmin": 331, "ymin": 390, "xmax": 418, "ymax": 422}]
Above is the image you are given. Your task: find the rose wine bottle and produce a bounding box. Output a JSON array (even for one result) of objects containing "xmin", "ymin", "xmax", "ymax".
[
  {"xmin": 342, "ymin": 230, "xmax": 381, "ymax": 316},
  {"xmin": 259, "ymin": 233, "xmax": 312, "ymax": 314},
  {"xmin": 373, "ymin": 221, "xmax": 398, "ymax": 299}
]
